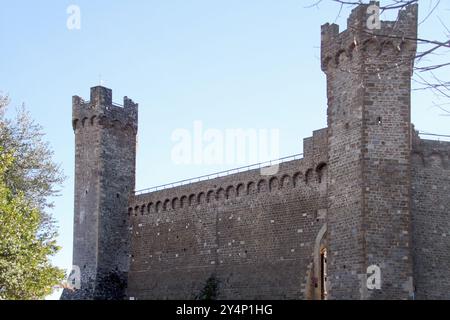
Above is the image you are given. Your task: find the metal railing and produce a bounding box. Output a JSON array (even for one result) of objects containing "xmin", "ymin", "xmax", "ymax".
[
  {"xmin": 134, "ymin": 153, "xmax": 303, "ymax": 195},
  {"xmin": 80, "ymin": 100, "xmax": 124, "ymax": 107},
  {"xmin": 418, "ymin": 131, "xmax": 450, "ymax": 139}
]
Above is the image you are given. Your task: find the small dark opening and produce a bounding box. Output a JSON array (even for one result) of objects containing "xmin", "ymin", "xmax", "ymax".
[
  {"xmin": 321, "ymin": 249, "xmax": 328, "ymax": 300},
  {"xmin": 377, "ymin": 116, "xmax": 382, "ymax": 125}
]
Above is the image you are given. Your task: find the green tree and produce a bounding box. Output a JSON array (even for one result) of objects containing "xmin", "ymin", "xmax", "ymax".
[
  {"xmin": 0, "ymin": 148, "xmax": 65, "ymax": 300},
  {"xmin": 0, "ymin": 95, "xmax": 65, "ymax": 240},
  {"xmin": 0, "ymin": 93, "xmax": 66, "ymax": 299}
]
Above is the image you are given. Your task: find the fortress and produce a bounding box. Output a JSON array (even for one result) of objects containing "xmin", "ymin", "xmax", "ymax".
[{"xmin": 62, "ymin": 3, "xmax": 450, "ymax": 300}]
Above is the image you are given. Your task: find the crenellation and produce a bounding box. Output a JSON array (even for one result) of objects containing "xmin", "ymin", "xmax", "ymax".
[
  {"xmin": 72, "ymin": 86, "xmax": 138, "ymax": 134},
  {"xmin": 63, "ymin": 86, "xmax": 138, "ymax": 300},
  {"xmin": 321, "ymin": 2, "xmax": 417, "ymax": 75},
  {"xmin": 129, "ymin": 157, "xmax": 326, "ymax": 217},
  {"xmin": 66, "ymin": 2, "xmax": 450, "ymax": 301},
  {"xmin": 412, "ymin": 139, "xmax": 450, "ymax": 169}
]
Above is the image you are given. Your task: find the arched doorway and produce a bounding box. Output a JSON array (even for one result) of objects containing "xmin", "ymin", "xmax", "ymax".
[
  {"xmin": 320, "ymin": 247, "xmax": 328, "ymax": 300},
  {"xmin": 311, "ymin": 223, "xmax": 327, "ymax": 300}
]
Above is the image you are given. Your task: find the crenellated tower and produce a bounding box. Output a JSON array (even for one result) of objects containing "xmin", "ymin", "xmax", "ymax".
[
  {"xmin": 62, "ymin": 86, "xmax": 138, "ymax": 300},
  {"xmin": 322, "ymin": 2, "xmax": 418, "ymax": 299}
]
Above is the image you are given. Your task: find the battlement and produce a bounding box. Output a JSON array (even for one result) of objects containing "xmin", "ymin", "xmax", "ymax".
[
  {"xmin": 66, "ymin": 4, "xmax": 450, "ymax": 301},
  {"xmin": 72, "ymin": 86, "xmax": 138, "ymax": 134},
  {"xmin": 129, "ymin": 128, "xmax": 329, "ymax": 217},
  {"xmin": 321, "ymin": 1, "xmax": 417, "ymax": 72},
  {"xmin": 412, "ymin": 134, "xmax": 450, "ymax": 169}
]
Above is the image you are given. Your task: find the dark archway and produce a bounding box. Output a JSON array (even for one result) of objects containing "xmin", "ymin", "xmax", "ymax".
[{"xmin": 320, "ymin": 247, "xmax": 328, "ymax": 300}]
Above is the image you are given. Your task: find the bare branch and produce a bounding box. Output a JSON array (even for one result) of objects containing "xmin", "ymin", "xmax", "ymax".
[{"xmin": 311, "ymin": 0, "xmax": 450, "ymax": 102}]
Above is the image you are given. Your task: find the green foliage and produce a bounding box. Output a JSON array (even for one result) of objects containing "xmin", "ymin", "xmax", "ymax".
[
  {"xmin": 0, "ymin": 94, "xmax": 65, "ymax": 299},
  {"xmin": 0, "ymin": 95, "xmax": 65, "ymax": 238},
  {"xmin": 0, "ymin": 149, "xmax": 65, "ymax": 299},
  {"xmin": 195, "ymin": 275, "xmax": 219, "ymax": 300}
]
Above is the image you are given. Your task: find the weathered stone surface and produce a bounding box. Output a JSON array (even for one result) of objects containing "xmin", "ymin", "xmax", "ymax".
[
  {"xmin": 127, "ymin": 131, "xmax": 328, "ymax": 300},
  {"xmin": 62, "ymin": 86, "xmax": 137, "ymax": 300},
  {"xmin": 322, "ymin": 3, "xmax": 418, "ymax": 300},
  {"xmin": 64, "ymin": 3, "xmax": 450, "ymax": 300}
]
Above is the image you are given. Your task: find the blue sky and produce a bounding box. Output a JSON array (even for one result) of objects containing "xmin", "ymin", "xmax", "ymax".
[{"xmin": 0, "ymin": 1, "xmax": 448, "ymax": 299}]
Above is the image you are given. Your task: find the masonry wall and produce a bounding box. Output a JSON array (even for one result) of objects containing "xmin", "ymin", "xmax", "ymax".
[
  {"xmin": 62, "ymin": 86, "xmax": 138, "ymax": 300},
  {"xmin": 66, "ymin": 4, "xmax": 450, "ymax": 301},
  {"xmin": 126, "ymin": 129, "xmax": 328, "ymax": 299},
  {"xmin": 411, "ymin": 136, "xmax": 450, "ymax": 300},
  {"xmin": 322, "ymin": 3, "xmax": 417, "ymax": 299},
  {"xmin": 64, "ymin": 96, "xmax": 102, "ymax": 299},
  {"xmin": 95, "ymin": 103, "xmax": 137, "ymax": 299}
]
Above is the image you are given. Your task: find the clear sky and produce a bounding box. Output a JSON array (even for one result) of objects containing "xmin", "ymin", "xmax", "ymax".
[{"xmin": 0, "ymin": 1, "xmax": 448, "ymax": 299}]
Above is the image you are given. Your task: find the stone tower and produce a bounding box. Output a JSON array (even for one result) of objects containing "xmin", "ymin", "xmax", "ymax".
[
  {"xmin": 62, "ymin": 86, "xmax": 138, "ymax": 299},
  {"xmin": 322, "ymin": 2, "xmax": 418, "ymax": 299}
]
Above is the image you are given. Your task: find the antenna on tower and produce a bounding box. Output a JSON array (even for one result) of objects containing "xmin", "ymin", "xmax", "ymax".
[{"xmin": 98, "ymin": 74, "xmax": 105, "ymax": 87}]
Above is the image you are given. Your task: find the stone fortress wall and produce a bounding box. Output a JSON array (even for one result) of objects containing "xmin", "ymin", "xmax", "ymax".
[
  {"xmin": 127, "ymin": 129, "xmax": 329, "ymax": 299},
  {"xmin": 411, "ymin": 133, "xmax": 450, "ymax": 299},
  {"xmin": 64, "ymin": 2, "xmax": 450, "ymax": 300}
]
